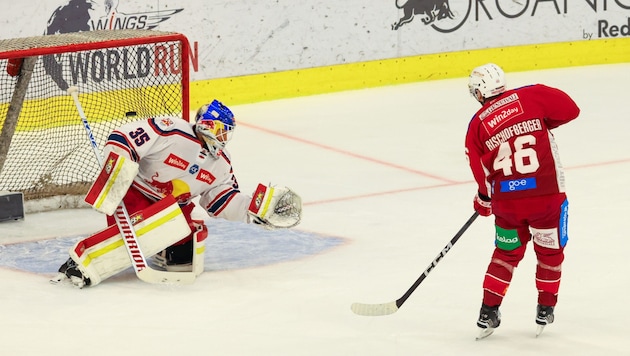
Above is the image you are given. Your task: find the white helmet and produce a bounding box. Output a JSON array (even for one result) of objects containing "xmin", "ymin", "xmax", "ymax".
[{"xmin": 468, "ymin": 63, "xmax": 506, "ymax": 100}]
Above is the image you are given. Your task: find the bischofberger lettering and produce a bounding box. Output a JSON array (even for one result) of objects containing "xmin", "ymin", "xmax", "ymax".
[{"xmin": 485, "ymin": 118, "xmax": 543, "ymax": 151}]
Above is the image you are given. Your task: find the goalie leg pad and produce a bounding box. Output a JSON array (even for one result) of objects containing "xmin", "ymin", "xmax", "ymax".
[
  {"xmin": 84, "ymin": 150, "xmax": 139, "ymax": 215},
  {"xmin": 192, "ymin": 220, "xmax": 207, "ymax": 276},
  {"xmin": 152, "ymin": 220, "xmax": 207, "ymax": 275},
  {"xmin": 69, "ymin": 196, "xmax": 191, "ymax": 286}
]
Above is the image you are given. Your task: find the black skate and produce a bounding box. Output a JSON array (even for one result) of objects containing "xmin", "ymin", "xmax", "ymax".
[
  {"xmin": 476, "ymin": 304, "xmax": 501, "ymax": 340},
  {"xmin": 50, "ymin": 257, "xmax": 91, "ymax": 288},
  {"xmin": 152, "ymin": 240, "xmax": 193, "ymax": 272},
  {"xmin": 535, "ymin": 305, "xmax": 555, "ymax": 337}
]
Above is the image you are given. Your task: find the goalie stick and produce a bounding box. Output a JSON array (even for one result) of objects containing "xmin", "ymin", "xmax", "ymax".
[
  {"xmin": 351, "ymin": 212, "xmax": 479, "ymax": 316},
  {"xmin": 68, "ymin": 86, "xmax": 196, "ymax": 285}
]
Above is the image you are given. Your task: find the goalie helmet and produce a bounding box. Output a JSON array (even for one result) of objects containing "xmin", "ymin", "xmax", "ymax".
[
  {"xmin": 195, "ymin": 99, "xmax": 236, "ymax": 158},
  {"xmin": 468, "ymin": 63, "xmax": 506, "ymax": 102}
]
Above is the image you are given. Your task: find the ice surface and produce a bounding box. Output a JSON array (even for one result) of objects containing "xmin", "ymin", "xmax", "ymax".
[{"xmin": 1, "ymin": 64, "xmax": 628, "ymax": 355}]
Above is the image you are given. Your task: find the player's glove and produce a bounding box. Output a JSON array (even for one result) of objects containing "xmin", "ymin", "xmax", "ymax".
[{"xmin": 473, "ymin": 192, "xmax": 492, "ymax": 217}]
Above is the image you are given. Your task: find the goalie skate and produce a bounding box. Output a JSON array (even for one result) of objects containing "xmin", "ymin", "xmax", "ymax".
[
  {"xmin": 152, "ymin": 240, "xmax": 193, "ymax": 272},
  {"xmin": 50, "ymin": 257, "xmax": 91, "ymax": 289}
]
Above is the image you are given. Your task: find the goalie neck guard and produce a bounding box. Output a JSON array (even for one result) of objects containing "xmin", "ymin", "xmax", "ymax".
[{"xmin": 195, "ymin": 99, "xmax": 236, "ymax": 159}]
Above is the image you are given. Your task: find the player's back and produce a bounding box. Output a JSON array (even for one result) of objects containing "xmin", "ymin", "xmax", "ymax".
[{"xmin": 471, "ymin": 84, "xmax": 577, "ymax": 200}]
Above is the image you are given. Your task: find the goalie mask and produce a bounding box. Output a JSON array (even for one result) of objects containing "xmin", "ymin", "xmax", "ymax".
[{"xmin": 195, "ymin": 99, "xmax": 235, "ymax": 158}]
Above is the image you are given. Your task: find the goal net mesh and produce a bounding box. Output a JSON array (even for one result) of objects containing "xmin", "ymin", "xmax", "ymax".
[{"xmin": 0, "ymin": 30, "xmax": 189, "ymax": 200}]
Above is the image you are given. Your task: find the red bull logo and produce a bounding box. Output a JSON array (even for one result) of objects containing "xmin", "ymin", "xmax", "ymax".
[
  {"xmin": 43, "ymin": 0, "xmax": 198, "ymax": 91},
  {"xmin": 390, "ymin": 1, "xmax": 624, "ymax": 35},
  {"xmin": 148, "ymin": 176, "xmax": 192, "ymax": 204},
  {"xmin": 46, "ymin": 0, "xmax": 183, "ymax": 35},
  {"xmin": 160, "ymin": 118, "xmax": 174, "ymax": 128},
  {"xmin": 392, "ymin": 0, "xmax": 454, "ymax": 30},
  {"xmin": 149, "ymin": 177, "xmax": 174, "ymax": 196}
]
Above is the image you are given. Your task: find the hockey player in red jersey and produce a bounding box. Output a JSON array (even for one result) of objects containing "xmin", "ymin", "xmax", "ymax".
[
  {"xmin": 465, "ymin": 63, "xmax": 580, "ymax": 338},
  {"xmin": 53, "ymin": 99, "xmax": 302, "ymax": 288}
]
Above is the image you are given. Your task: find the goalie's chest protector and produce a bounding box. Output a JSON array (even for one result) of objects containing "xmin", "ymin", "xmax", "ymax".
[{"xmin": 117, "ymin": 117, "xmax": 233, "ymax": 205}]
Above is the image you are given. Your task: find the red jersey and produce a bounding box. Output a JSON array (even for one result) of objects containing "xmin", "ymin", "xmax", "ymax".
[{"xmin": 465, "ymin": 84, "xmax": 580, "ymax": 201}]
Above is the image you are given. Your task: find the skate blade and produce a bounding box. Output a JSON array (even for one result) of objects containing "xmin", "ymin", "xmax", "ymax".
[
  {"xmin": 476, "ymin": 327, "xmax": 495, "ymax": 340},
  {"xmin": 535, "ymin": 324, "xmax": 545, "ymax": 337},
  {"xmin": 49, "ymin": 272, "xmax": 67, "ymax": 285}
]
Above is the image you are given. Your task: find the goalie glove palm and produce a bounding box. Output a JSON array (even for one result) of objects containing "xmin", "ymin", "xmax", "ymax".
[{"xmin": 248, "ymin": 183, "xmax": 302, "ymax": 228}]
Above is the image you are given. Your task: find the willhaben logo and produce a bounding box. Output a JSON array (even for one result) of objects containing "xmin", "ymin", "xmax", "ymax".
[
  {"xmin": 196, "ymin": 169, "xmax": 216, "ymax": 185},
  {"xmin": 391, "ymin": 1, "xmax": 630, "ymax": 33},
  {"xmin": 43, "ymin": 0, "xmax": 198, "ymax": 90},
  {"xmin": 164, "ymin": 153, "xmax": 188, "ymax": 170}
]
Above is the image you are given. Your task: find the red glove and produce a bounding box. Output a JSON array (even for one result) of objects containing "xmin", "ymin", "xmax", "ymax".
[{"xmin": 473, "ymin": 192, "xmax": 492, "ymax": 217}]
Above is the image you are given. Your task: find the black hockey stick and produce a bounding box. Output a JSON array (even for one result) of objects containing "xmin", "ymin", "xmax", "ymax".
[{"xmin": 351, "ymin": 211, "xmax": 480, "ymax": 316}]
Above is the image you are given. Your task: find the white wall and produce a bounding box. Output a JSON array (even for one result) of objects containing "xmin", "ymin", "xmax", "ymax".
[{"xmin": 0, "ymin": 0, "xmax": 628, "ymax": 80}]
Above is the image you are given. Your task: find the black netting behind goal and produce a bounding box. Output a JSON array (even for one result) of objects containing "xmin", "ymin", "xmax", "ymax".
[{"xmin": 0, "ymin": 30, "xmax": 189, "ymax": 200}]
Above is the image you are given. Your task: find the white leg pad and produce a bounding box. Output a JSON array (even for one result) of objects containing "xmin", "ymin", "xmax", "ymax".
[
  {"xmin": 69, "ymin": 196, "xmax": 191, "ymax": 286},
  {"xmin": 191, "ymin": 220, "xmax": 207, "ymax": 276}
]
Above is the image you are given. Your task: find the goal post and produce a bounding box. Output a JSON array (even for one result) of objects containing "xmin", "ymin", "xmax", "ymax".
[{"xmin": 0, "ymin": 30, "xmax": 190, "ymax": 206}]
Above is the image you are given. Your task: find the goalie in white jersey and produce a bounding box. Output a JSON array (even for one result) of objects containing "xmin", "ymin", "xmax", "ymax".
[{"xmin": 54, "ymin": 99, "xmax": 302, "ymax": 288}]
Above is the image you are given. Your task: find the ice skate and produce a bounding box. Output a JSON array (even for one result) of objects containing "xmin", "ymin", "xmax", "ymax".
[
  {"xmin": 476, "ymin": 304, "xmax": 501, "ymax": 340},
  {"xmin": 152, "ymin": 240, "xmax": 193, "ymax": 272},
  {"xmin": 50, "ymin": 257, "xmax": 91, "ymax": 288},
  {"xmin": 535, "ymin": 305, "xmax": 554, "ymax": 337}
]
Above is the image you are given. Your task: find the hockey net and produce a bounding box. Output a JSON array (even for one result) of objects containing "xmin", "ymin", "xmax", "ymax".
[{"xmin": 0, "ymin": 30, "xmax": 190, "ymax": 204}]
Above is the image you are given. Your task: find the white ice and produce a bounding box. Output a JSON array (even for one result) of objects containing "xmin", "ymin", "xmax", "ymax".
[{"xmin": 1, "ymin": 64, "xmax": 628, "ymax": 355}]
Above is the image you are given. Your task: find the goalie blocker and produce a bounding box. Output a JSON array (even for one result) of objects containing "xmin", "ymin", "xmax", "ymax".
[{"xmin": 84, "ymin": 150, "xmax": 139, "ymax": 216}]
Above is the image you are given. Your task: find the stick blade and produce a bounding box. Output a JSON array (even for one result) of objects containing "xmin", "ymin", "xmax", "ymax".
[
  {"xmin": 138, "ymin": 268, "xmax": 196, "ymax": 285},
  {"xmin": 350, "ymin": 301, "xmax": 398, "ymax": 316}
]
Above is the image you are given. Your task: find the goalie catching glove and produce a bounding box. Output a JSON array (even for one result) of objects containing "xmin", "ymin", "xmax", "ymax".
[{"xmin": 248, "ymin": 183, "xmax": 302, "ymax": 228}]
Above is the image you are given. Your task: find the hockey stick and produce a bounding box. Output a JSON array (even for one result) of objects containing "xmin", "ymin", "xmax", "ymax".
[
  {"xmin": 351, "ymin": 212, "xmax": 480, "ymax": 316},
  {"xmin": 68, "ymin": 86, "xmax": 196, "ymax": 284}
]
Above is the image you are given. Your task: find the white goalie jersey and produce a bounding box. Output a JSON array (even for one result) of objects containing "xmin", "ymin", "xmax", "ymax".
[
  {"xmin": 101, "ymin": 116, "xmax": 302, "ymax": 227},
  {"xmin": 103, "ymin": 116, "xmax": 251, "ymax": 222}
]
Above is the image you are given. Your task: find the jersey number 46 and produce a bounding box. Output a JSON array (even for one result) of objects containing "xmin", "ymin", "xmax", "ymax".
[{"xmin": 494, "ymin": 134, "xmax": 540, "ymax": 176}]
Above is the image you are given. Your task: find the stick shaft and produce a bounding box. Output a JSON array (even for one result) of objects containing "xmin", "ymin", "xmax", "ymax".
[
  {"xmin": 396, "ymin": 212, "xmax": 479, "ymax": 307},
  {"xmin": 351, "ymin": 212, "xmax": 480, "ymax": 316}
]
